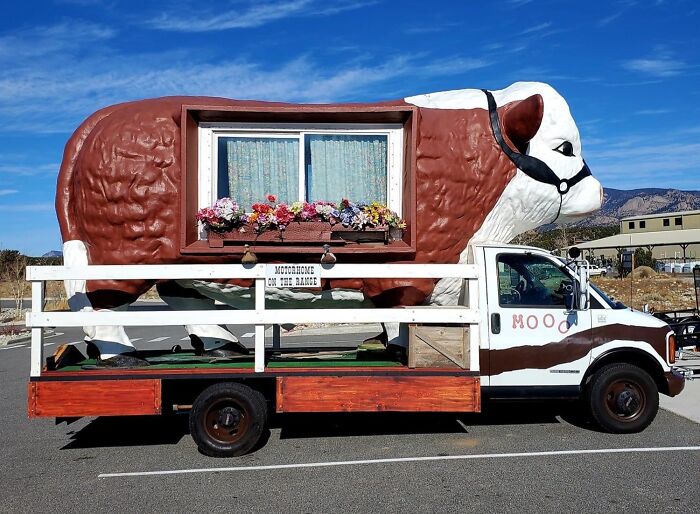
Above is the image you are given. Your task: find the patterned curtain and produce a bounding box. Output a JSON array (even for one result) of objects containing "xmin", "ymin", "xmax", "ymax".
[
  {"xmin": 307, "ymin": 135, "xmax": 388, "ymax": 203},
  {"xmin": 222, "ymin": 137, "xmax": 299, "ymax": 208}
]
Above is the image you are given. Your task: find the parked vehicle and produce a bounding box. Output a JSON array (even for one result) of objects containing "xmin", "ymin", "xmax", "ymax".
[
  {"xmin": 588, "ymin": 264, "xmax": 606, "ymax": 277},
  {"xmin": 26, "ymin": 245, "xmax": 687, "ymax": 456}
]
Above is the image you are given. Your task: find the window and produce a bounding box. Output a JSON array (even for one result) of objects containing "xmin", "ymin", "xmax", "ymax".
[
  {"xmin": 629, "ymin": 221, "xmax": 635, "ymax": 230},
  {"xmin": 639, "ymin": 220, "xmax": 646, "ymax": 229},
  {"xmin": 675, "ymin": 217, "xmax": 682, "ymax": 226},
  {"xmin": 199, "ymin": 123, "xmax": 403, "ymax": 214},
  {"xmin": 663, "ymin": 218, "xmax": 670, "ymax": 227},
  {"xmin": 497, "ymin": 254, "xmax": 573, "ymax": 308}
]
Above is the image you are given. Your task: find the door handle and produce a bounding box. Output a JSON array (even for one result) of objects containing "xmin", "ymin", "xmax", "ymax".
[{"xmin": 491, "ymin": 313, "xmax": 501, "ymax": 334}]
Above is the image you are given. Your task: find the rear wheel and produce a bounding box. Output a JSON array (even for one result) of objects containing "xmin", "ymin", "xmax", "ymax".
[
  {"xmin": 189, "ymin": 382, "xmax": 268, "ymax": 457},
  {"xmin": 586, "ymin": 363, "xmax": 658, "ymax": 433}
]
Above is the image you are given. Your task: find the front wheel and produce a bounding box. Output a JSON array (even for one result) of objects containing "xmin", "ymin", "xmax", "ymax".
[
  {"xmin": 189, "ymin": 382, "xmax": 268, "ymax": 457},
  {"xmin": 586, "ymin": 363, "xmax": 658, "ymax": 433}
]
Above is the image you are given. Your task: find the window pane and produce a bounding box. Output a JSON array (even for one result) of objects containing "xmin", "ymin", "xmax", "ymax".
[
  {"xmin": 306, "ymin": 134, "xmax": 387, "ymax": 203},
  {"xmin": 498, "ymin": 254, "xmax": 572, "ymax": 307},
  {"xmin": 218, "ymin": 137, "xmax": 299, "ymax": 207}
]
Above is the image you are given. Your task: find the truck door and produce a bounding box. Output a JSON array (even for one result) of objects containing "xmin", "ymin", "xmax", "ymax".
[{"xmin": 483, "ymin": 248, "xmax": 593, "ymax": 388}]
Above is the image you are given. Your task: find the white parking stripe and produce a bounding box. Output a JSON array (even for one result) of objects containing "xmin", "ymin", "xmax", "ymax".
[
  {"xmin": 0, "ymin": 345, "xmax": 26, "ymax": 350},
  {"xmin": 147, "ymin": 337, "xmax": 170, "ymax": 343},
  {"xmin": 180, "ymin": 337, "xmax": 190, "ymax": 341},
  {"xmin": 130, "ymin": 338, "xmax": 142, "ymax": 343},
  {"xmin": 240, "ymin": 332, "xmax": 254, "ymax": 338},
  {"xmin": 98, "ymin": 446, "xmax": 700, "ymax": 479},
  {"xmin": 43, "ymin": 343, "xmax": 54, "ymax": 346}
]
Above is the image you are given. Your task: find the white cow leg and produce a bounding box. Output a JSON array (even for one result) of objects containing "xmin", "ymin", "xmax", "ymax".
[
  {"xmin": 384, "ymin": 322, "xmax": 409, "ymax": 348},
  {"xmin": 63, "ymin": 240, "xmax": 135, "ymax": 360},
  {"xmin": 87, "ymin": 307, "xmax": 135, "ymax": 359},
  {"xmin": 158, "ymin": 289, "xmax": 242, "ymax": 351}
]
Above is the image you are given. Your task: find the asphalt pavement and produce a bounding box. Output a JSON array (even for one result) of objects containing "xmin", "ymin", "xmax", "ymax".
[{"xmin": 1, "ymin": 325, "xmax": 699, "ymax": 512}]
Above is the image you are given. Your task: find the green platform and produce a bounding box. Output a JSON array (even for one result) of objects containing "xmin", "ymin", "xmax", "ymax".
[{"xmin": 55, "ymin": 348, "xmax": 402, "ymax": 372}]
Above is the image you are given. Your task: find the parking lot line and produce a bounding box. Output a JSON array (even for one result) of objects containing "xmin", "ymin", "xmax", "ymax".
[
  {"xmin": 147, "ymin": 337, "xmax": 169, "ymax": 343},
  {"xmin": 98, "ymin": 446, "xmax": 700, "ymax": 479}
]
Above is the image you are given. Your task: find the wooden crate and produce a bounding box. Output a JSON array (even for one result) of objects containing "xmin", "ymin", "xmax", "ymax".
[{"xmin": 408, "ymin": 324, "xmax": 470, "ymax": 369}]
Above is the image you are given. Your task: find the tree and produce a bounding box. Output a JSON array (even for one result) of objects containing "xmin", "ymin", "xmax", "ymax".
[
  {"xmin": 634, "ymin": 248, "xmax": 656, "ymax": 269},
  {"xmin": 1, "ymin": 251, "xmax": 28, "ymax": 318}
]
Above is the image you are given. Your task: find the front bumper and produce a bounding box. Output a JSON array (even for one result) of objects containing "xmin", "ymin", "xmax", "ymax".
[{"xmin": 664, "ymin": 369, "xmax": 686, "ymax": 396}]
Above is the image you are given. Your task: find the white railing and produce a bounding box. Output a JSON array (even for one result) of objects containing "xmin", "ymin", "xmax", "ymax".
[{"xmin": 26, "ymin": 263, "xmax": 480, "ymax": 376}]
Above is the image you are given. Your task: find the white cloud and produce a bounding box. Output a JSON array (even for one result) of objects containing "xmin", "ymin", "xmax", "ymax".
[
  {"xmin": 516, "ymin": 22, "xmax": 552, "ymax": 36},
  {"xmin": 633, "ymin": 109, "xmax": 671, "ymax": 115},
  {"xmin": 145, "ymin": 0, "xmax": 374, "ymax": 32},
  {"xmin": 0, "ymin": 189, "xmax": 19, "ymax": 196},
  {"xmin": 622, "ymin": 48, "xmax": 690, "ymax": 77},
  {"xmin": 0, "ymin": 202, "xmax": 54, "ymax": 212},
  {"xmin": 0, "ymin": 18, "xmax": 495, "ymax": 133},
  {"xmin": 0, "ymin": 21, "xmax": 115, "ymax": 60},
  {"xmin": 0, "ymin": 163, "xmax": 60, "ymax": 175},
  {"xmin": 597, "ymin": 11, "xmax": 624, "ymax": 27}
]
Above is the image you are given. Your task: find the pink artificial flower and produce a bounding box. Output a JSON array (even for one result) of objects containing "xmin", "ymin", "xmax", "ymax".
[
  {"xmin": 274, "ymin": 203, "xmax": 295, "ymax": 225},
  {"xmin": 301, "ymin": 201, "xmax": 318, "ymax": 220}
]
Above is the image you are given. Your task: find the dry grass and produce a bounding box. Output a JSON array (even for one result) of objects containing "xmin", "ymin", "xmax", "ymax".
[{"xmin": 593, "ymin": 273, "xmax": 697, "ymax": 312}]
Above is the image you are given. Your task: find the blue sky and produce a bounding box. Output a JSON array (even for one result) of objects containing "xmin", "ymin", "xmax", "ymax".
[{"xmin": 0, "ymin": 0, "xmax": 699, "ymax": 254}]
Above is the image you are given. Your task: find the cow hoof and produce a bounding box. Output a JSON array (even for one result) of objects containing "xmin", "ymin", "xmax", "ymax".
[
  {"xmin": 96, "ymin": 353, "xmax": 150, "ymax": 368},
  {"xmin": 198, "ymin": 341, "xmax": 249, "ymax": 358}
]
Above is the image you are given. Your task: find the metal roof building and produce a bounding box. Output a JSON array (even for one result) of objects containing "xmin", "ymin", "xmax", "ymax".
[{"xmin": 574, "ymin": 228, "xmax": 700, "ymax": 261}]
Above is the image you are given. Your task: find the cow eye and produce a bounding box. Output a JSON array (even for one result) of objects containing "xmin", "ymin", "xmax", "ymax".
[{"xmin": 555, "ymin": 141, "xmax": 575, "ymax": 157}]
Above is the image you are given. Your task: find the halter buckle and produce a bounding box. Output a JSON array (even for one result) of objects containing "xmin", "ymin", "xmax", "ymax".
[{"xmin": 558, "ymin": 179, "xmax": 570, "ymax": 194}]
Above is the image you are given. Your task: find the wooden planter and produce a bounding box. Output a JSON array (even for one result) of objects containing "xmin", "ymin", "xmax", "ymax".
[{"xmin": 207, "ymin": 222, "xmax": 391, "ymax": 247}]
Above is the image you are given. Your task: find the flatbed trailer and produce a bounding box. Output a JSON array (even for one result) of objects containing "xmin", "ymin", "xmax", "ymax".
[
  {"xmin": 26, "ymin": 247, "xmax": 687, "ymax": 457},
  {"xmin": 26, "ymin": 262, "xmax": 482, "ymax": 456}
]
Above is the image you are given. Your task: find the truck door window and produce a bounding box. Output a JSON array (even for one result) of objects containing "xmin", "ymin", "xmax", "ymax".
[{"xmin": 497, "ymin": 254, "xmax": 573, "ymax": 308}]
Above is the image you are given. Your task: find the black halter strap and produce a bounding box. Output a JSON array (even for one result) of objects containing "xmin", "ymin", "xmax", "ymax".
[{"xmin": 482, "ymin": 89, "xmax": 591, "ymax": 196}]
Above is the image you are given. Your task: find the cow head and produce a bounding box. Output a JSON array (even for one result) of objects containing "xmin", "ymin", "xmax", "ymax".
[{"xmin": 472, "ymin": 82, "xmax": 603, "ymax": 243}]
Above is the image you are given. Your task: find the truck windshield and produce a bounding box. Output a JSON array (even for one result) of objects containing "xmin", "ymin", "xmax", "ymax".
[{"xmin": 590, "ymin": 282, "xmax": 627, "ymax": 309}]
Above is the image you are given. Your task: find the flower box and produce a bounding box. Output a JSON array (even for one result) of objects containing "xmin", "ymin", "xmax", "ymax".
[{"xmin": 207, "ymin": 222, "xmax": 391, "ymax": 247}]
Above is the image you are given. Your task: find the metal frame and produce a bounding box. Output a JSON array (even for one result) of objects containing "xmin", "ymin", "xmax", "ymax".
[{"xmin": 26, "ymin": 263, "xmax": 480, "ymax": 376}]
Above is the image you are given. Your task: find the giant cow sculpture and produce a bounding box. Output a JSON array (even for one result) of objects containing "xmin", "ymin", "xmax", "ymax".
[{"xmin": 57, "ymin": 82, "xmax": 603, "ymax": 365}]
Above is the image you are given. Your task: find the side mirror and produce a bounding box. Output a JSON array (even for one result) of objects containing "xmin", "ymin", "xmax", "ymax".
[{"xmin": 568, "ymin": 246, "xmax": 581, "ymax": 259}]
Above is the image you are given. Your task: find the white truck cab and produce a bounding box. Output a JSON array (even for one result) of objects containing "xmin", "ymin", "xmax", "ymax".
[{"xmin": 474, "ymin": 243, "xmax": 684, "ymax": 432}]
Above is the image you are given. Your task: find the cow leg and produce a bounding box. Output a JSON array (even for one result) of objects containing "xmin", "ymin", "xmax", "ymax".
[
  {"xmin": 156, "ymin": 280, "xmax": 248, "ymax": 355},
  {"xmin": 63, "ymin": 240, "xmax": 148, "ymax": 364}
]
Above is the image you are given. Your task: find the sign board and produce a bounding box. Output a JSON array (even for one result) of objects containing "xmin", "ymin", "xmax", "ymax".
[
  {"xmin": 265, "ymin": 264, "xmax": 321, "ymax": 288},
  {"xmin": 621, "ymin": 251, "xmax": 634, "ymax": 273}
]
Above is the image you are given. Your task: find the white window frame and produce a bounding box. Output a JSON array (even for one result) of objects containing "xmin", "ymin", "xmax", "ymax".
[{"xmin": 198, "ymin": 122, "xmax": 404, "ymax": 239}]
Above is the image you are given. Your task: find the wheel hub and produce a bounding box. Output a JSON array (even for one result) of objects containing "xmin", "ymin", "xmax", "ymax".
[
  {"xmin": 615, "ymin": 389, "xmax": 640, "ymax": 416},
  {"xmin": 605, "ymin": 379, "xmax": 645, "ymax": 421},
  {"xmin": 217, "ymin": 406, "xmax": 241, "ymax": 428}
]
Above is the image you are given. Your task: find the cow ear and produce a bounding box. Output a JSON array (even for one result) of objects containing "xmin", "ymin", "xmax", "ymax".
[{"xmin": 500, "ymin": 94, "xmax": 544, "ymax": 154}]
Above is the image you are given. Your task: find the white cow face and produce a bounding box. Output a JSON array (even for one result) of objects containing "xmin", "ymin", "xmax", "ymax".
[
  {"xmin": 523, "ymin": 85, "xmax": 603, "ymax": 223},
  {"xmin": 470, "ymin": 82, "xmax": 603, "ymax": 243}
]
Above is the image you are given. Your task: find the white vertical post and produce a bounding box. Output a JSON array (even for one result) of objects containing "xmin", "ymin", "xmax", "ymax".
[
  {"xmin": 272, "ymin": 324, "xmax": 281, "ymax": 350},
  {"xmin": 467, "ymin": 278, "xmax": 480, "ymax": 373},
  {"xmin": 29, "ymin": 281, "xmax": 45, "ymax": 378},
  {"xmin": 254, "ymin": 278, "xmax": 265, "ymax": 372}
]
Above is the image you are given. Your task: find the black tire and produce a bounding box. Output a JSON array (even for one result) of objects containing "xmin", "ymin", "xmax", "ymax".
[
  {"xmin": 586, "ymin": 363, "xmax": 658, "ymax": 433},
  {"xmin": 189, "ymin": 382, "xmax": 268, "ymax": 457}
]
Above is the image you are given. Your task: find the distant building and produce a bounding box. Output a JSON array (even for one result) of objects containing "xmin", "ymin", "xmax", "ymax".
[
  {"xmin": 621, "ymin": 209, "xmax": 700, "ymax": 235},
  {"xmin": 567, "ymin": 209, "xmax": 700, "ymax": 263}
]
